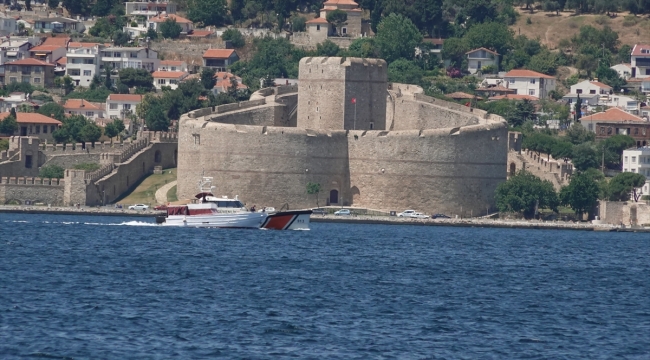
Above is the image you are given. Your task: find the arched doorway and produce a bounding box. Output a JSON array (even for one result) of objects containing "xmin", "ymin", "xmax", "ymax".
[
  {"xmin": 350, "ymin": 186, "xmax": 360, "ymax": 204},
  {"xmin": 329, "ymin": 189, "xmax": 339, "ymax": 204},
  {"xmin": 154, "ymin": 150, "xmax": 161, "ymax": 163},
  {"xmin": 509, "ymin": 163, "xmax": 516, "ymax": 176}
]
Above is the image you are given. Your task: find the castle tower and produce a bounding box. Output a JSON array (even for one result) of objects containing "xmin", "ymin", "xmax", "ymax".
[{"xmin": 297, "ymin": 57, "xmax": 387, "ymax": 131}]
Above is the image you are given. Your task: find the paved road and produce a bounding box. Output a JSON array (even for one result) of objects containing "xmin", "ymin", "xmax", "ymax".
[{"xmin": 155, "ymin": 181, "xmax": 177, "ymax": 205}]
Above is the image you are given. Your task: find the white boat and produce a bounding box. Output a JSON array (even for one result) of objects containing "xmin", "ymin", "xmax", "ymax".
[{"xmin": 158, "ymin": 177, "xmax": 311, "ymax": 230}]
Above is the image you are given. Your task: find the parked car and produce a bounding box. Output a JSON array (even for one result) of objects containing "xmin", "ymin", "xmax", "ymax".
[
  {"xmin": 432, "ymin": 214, "xmax": 451, "ymax": 219},
  {"xmin": 154, "ymin": 205, "xmax": 167, "ymax": 211},
  {"xmin": 410, "ymin": 212, "xmax": 430, "ymax": 219},
  {"xmin": 312, "ymin": 208, "xmax": 327, "ymax": 215},
  {"xmin": 129, "ymin": 204, "xmax": 149, "ymax": 210},
  {"xmin": 397, "ymin": 210, "xmax": 416, "ymax": 217},
  {"xmin": 334, "ymin": 209, "xmax": 351, "ymax": 216}
]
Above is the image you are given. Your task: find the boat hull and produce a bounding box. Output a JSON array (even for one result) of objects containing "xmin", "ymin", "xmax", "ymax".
[
  {"xmin": 163, "ymin": 211, "xmax": 268, "ymax": 228},
  {"xmin": 261, "ymin": 210, "xmax": 312, "ymax": 230}
]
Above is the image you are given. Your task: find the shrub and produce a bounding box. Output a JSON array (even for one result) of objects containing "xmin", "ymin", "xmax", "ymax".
[
  {"xmin": 0, "ymin": 138, "xmax": 8, "ymax": 151},
  {"xmin": 623, "ymin": 15, "xmax": 639, "ymax": 27},
  {"xmin": 594, "ymin": 15, "xmax": 609, "ymax": 25},
  {"xmin": 39, "ymin": 165, "xmax": 65, "ymax": 179},
  {"xmin": 292, "ymin": 16, "xmax": 306, "ymax": 32},
  {"xmin": 526, "ymin": 17, "xmax": 532, "ymax": 25},
  {"xmin": 221, "ymin": 28, "xmax": 245, "ymax": 48}
]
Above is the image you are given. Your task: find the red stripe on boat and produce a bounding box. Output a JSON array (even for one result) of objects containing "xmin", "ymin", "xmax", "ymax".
[{"xmin": 262, "ymin": 214, "xmax": 295, "ymax": 230}]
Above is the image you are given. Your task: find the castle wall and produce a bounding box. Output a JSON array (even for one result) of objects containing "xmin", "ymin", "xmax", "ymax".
[
  {"xmin": 41, "ymin": 154, "xmax": 101, "ymax": 169},
  {"xmin": 177, "ymin": 121, "xmax": 350, "ymax": 208},
  {"xmin": 0, "ymin": 177, "xmax": 64, "ymax": 205}
]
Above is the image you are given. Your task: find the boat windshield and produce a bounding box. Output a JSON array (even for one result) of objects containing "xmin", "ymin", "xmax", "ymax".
[{"xmin": 212, "ymin": 200, "xmax": 245, "ymax": 208}]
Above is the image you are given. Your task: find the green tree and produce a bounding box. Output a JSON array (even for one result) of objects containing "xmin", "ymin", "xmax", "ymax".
[
  {"xmin": 187, "ymin": 0, "xmax": 228, "ymax": 26},
  {"xmin": 221, "ymin": 28, "xmax": 246, "ymax": 48},
  {"xmin": 551, "ymin": 141, "xmax": 574, "ymax": 162},
  {"xmin": 608, "ymin": 172, "xmax": 647, "ymax": 201},
  {"xmin": 0, "ymin": 112, "xmax": 18, "ymax": 136},
  {"xmin": 306, "ymin": 182, "xmax": 322, "ymax": 208},
  {"xmin": 92, "ymin": 0, "xmax": 114, "ymax": 17},
  {"xmin": 37, "ymin": 102, "xmax": 65, "ymax": 121},
  {"xmin": 62, "ymin": 75, "xmax": 75, "ymax": 93},
  {"xmin": 292, "ymin": 16, "xmax": 306, "ymax": 32},
  {"xmin": 159, "ymin": 18, "xmax": 182, "ymax": 39},
  {"xmin": 39, "ymin": 165, "xmax": 65, "ymax": 179},
  {"xmin": 375, "ymin": 13, "xmax": 423, "ymax": 63},
  {"xmin": 119, "ymin": 68, "xmax": 154, "ymax": 90},
  {"xmin": 599, "ymin": 134, "xmax": 635, "ymax": 169},
  {"xmin": 560, "ymin": 172, "xmax": 600, "ymax": 219},
  {"xmin": 62, "ymin": 0, "xmax": 90, "ymax": 16},
  {"xmin": 146, "ymin": 28, "xmax": 158, "ymax": 40},
  {"xmin": 526, "ymin": 50, "xmax": 558, "ymax": 75},
  {"xmin": 571, "ymin": 143, "xmax": 599, "ymax": 171},
  {"xmin": 346, "ymin": 38, "xmax": 379, "ymax": 58},
  {"xmin": 441, "ymin": 37, "xmax": 470, "ymax": 68},
  {"xmin": 104, "ymin": 119, "xmax": 123, "ymax": 139},
  {"xmin": 387, "ymin": 59, "xmax": 424, "ymax": 85},
  {"xmin": 326, "ymin": 9, "xmax": 348, "ymax": 36},
  {"xmin": 52, "ymin": 128, "xmax": 69, "ymax": 144},
  {"xmin": 565, "ymin": 122, "xmax": 594, "ymax": 144},
  {"xmin": 464, "ymin": 22, "xmax": 514, "ymax": 57},
  {"xmin": 145, "ymin": 103, "xmax": 170, "ymax": 131},
  {"xmin": 595, "ymin": 62, "xmax": 626, "ymax": 91},
  {"xmin": 80, "ymin": 122, "xmax": 102, "ymax": 145},
  {"xmin": 523, "ymin": 132, "xmax": 556, "ymax": 158},
  {"xmin": 230, "ymin": 0, "xmax": 245, "ymax": 22},
  {"xmin": 200, "ymin": 67, "xmax": 216, "ymax": 90},
  {"xmin": 48, "ymin": 0, "xmax": 59, "ymax": 9},
  {"xmin": 104, "ymin": 67, "xmax": 113, "ymax": 89},
  {"xmin": 316, "ymin": 40, "xmax": 341, "ymax": 57},
  {"xmin": 495, "ymin": 170, "xmax": 559, "ymax": 218},
  {"xmin": 511, "ymin": 99, "xmax": 537, "ymax": 127},
  {"xmin": 113, "ymin": 31, "xmax": 130, "ymax": 46}
]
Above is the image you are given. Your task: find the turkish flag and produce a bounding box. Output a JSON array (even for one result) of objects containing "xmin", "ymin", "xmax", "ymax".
[{"xmin": 351, "ymin": 98, "xmax": 356, "ymax": 104}]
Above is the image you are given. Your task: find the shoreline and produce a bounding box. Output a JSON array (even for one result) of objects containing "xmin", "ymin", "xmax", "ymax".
[{"xmin": 0, "ymin": 206, "xmax": 644, "ymax": 232}]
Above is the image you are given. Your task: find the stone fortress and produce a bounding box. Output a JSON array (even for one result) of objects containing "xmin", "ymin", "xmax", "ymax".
[{"xmin": 178, "ymin": 57, "xmax": 509, "ymax": 216}]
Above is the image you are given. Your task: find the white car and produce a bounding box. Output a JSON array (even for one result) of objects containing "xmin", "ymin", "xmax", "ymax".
[
  {"xmin": 334, "ymin": 209, "xmax": 351, "ymax": 216},
  {"xmin": 410, "ymin": 212, "xmax": 430, "ymax": 219},
  {"xmin": 397, "ymin": 210, "xmax": 416, "ymax": 217},
  {"xmin": 129, "ymin": 204, "xmax": 149, "ymax": 210}
]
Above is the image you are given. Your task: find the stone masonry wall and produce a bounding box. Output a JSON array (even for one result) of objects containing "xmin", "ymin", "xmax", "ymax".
[
  {"xmin": 600, "ymin": 200, "xmax": 650, "ymax": 226},
  {"xmin": 0, "ymin": 177, "xmax": 64, "ymax": 205}
]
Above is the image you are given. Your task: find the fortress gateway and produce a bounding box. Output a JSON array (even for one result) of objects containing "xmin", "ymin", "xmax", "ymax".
[{"xmin": 178, "ymin": 57, "xmax": 508, "ymax": 215}]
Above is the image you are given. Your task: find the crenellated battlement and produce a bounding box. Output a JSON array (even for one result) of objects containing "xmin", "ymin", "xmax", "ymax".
[
  {"xmin": 0, "ymin": 176, "xmax": 64, "ymax": 186},
  {"xmin": 40, "ymin": 138, "xmax": 138, "ymax": 154},
  {"xmin": 138, "ymin": 131, "xmax": 179, "ymax": 143}
]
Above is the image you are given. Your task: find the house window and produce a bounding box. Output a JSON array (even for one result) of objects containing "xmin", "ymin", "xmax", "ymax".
[
  {"xmin": 83, "ymin": 70, "xmax": 92, "ymax": 76},
  {"xmin": 646, "ymin": 68, "xmax": 650, "ymax": 75},
  {"xmin": 35, "ymin": 125, "xmax": 40, "ymax": 134},
  {"xmin": 9, "ymin": 77, "xmax": 16, "ymax": 83},
  {"xmin": 86, "ymin": 111, "xmax": 94, "ymax": 117},
  {"xmin": 171, "ymin": 66, "xmax": 176, "ymax": 71},
  {"xmin": 342, "ymin": 27, "xmax": 347, "ymax": 34},
  {"xmin": 22, "ymin": 76, "xmax": 30, "ymax": 83},
  {"xmin": 43, "ymin": 126, "xmax": 47, "ymax": 133},
  {"xmin": 509, "ymin": 78, "xmax": 515, "ymax": 84},
  {"xmin": 34, "ymin": 67, "xmax": 42, "ymax": 73},
  {"xmin": 68, "ymin": 69, "xmax": 81, "ymax": 76},
  {"xmin": 170, "ymin": 79, "xmax": 177, "ymax": 84},
  {"xmin": 530, "ymin": 79, "xmax": 536, "ymax": 84},
  {"xmin": 316, "ymin": 25, "xmax": 320, "ymax": 31},
  {"xmin": 588, "ymin": 124, "xmax": 593, "ymax": 131},
  {"xmin": 590, "ymin": 89, "xmax": 596, "ymax": 94},
  {"xmin": 83, "ymin": 59, "xmax": 94, "ymax": 64},
  {"xmin": 10, "ymin": 66, "xmax": 17, "ymax": 72},
  {"xmin": 123, "ymin": 104, "xmax": 131, "ymax": 110},
  {"xmin": 114, "ymin": 52, "xmax": 121, "ymax": 57},
  {"xmin": 51, "ymin": 125, "xmax": 56, "ymax": 133},
  {"xmin": 33, "ymin": 78, "xmax": 41, "ymax": 84},
  {"xmin": 632, "ymin": 156, "xmax": 636, "ymax": 163},
  {"xmin": 158, "ymin": 79, "xmax": 165, "ymax": 85},
  {"xmin": 110, "ymin": 103, "xmax": 118, "ymax": 110},
  {"xmin": 110, "ymin": 115, "xmax": 117, "ymax": 119},
  {"xmin": 130, "ymin": 52, "xmax": 138, "ymax": 58},
  {"xmin": 529, "ymin": 89, "xmax": 535, "ymax": 96}
]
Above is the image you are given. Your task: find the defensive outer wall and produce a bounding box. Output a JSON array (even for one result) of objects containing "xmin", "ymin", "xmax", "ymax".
[{"xmin": 178, "ymin": 57, "xmax": 508, "ymax": 216}]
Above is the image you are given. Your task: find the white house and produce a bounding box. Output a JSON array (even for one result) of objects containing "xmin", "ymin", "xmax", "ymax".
[
  {"xmin": 148, "ymin": 14, "xmax": 193, "ymax": 35},
  {"xmin": 622, "ymin": 147, "xmax": 650, "ymax": 196},
  {"xmin": 0, "ymin": 92, "xmax": 29, "ymax": 112},
  {"xmin": 66, "ymin": 44, "xmax": 103, "ymax": 87},
  {"xmin": 63, "ymin": 99, "xmax": 105, "ymax": 121},
  {"xmin": 101, "ymin": 47, "xmax": 160, "ymax": 72},
  {"xmin": 158, "ymin": 60, "xmax": 188, "ymax": 72},
  {"xmin": 631, "ymin": 44, "xmax": 650, "ymax": 78},
  {"xmin": 570, "ymin": 80, "xmax": 612, "ymax": 96},
  {"xmin": 604, "ymin": 94, "xmax": 640, "ymax": 114},
  {"xmin": 126, "ymin": 1, "xmax": 177, "ymax": 17},
  {"xmin": 611, "ymin": 63, "xmax": 632, "ymax": 79},
  {"xmin": 152, "ymin": 70, "xmax": 188, "ymax": 90},
  {"xmin": 106, "ymin": 94, "xmax": 142, "ymax": 120},
  {"xmin": 0, "ymin": 15, "xmax": 18, "ymax": 37},
  {"xmin": 465, "ymin": 47, "xmax": 499, "ymax": 74},
  {"xmin": 503, "ymin": 69, "xmax": 556, "ymax": 99},
  {"xmin": 32, "ymin": 17, "xmax": 85, "ymax": 33}
]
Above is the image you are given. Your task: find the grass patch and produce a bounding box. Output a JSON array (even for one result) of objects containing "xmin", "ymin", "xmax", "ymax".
[
  {"xmin": 118, "ymin": 168, "xmax": 176, "ymax": 206},
  {"xmin": 166, "ymin": 185, "xmax": 178, "ymax": 202}
]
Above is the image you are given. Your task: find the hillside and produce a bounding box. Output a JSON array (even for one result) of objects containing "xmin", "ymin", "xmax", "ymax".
[{"xmin": 512, "ymin": 10, "xmax": 650, "ymax": 49}]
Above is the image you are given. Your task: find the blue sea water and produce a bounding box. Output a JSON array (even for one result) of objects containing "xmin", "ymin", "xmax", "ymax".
[{"xmin": 0, "ymin": 213, "xmax": 649, "ymax": 359}]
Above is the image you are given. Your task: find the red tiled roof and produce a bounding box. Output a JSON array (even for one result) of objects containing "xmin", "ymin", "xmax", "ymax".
[
  {"xmin": 187, "ymin": 30, "xmax": 214, "ymax": 37},
  {"xmin": 203, "ymin": 49, "xmax": 236, "ymax": 59},
  {"xmin": 214, "ymin": 72, "xmax": 247, "ymax": 90},
  {"xmin": 30, "ymin": 44, "xmax": 64, "ymax": 53},
  {"xmin": 68, "ymin": 42, "xmax": 103, "ymax": 48},
  {"xmin": 6, "ymin": 58, "xmax": 55, "ymax": 66},
  {"xmin": 503, "ymin": 69, "xmax": 555, "ymax": 79},
  {"xmin": 631, "ymin": 44, "xmax": 650, "ymax": 56},
  {"xmin": 152, "ymin": 71, "xmax": 188, "ymax": 79},
  {"xmin": 476, "ymin": 85, "xmax": 515, "ymax": 93},
  {"xmin": 150, "ymin": 14, "xmax": 192, "ymax": 23},
  {"xmin": 63, "ymin": 99, "xmax": 102, "ymax": 110},
  {"xmin": 306, "ymin": 17, "xmax": 329, "ymax": 24},
  {"xmin": 56, "ymin": 57, "xmax": 67, "ymax": 65},
  {"xmin": 589, "ymin": 81, "xmax": 612, "ymax": 89},
  {"xmin": 43, "ymin": 37, "xmax": 70, "ymax": 47},
  {"xmin": 581, "ymin": 107, "xmax": 643, "ymax": 122},
  {"xmin": 323, "ymin": 0, "xmax": 359, "ymax": 5},
  {"xmin": 466, "ymin": 47, "xmax": 499, "ymax": 55},
  {"xmin": 489, "ymin": 94, "xmax": 539, "ymax": 101},
  {"xmin": 0, "ymin": 112, "xmax": 62, "ymax": 125},
  {"xmin": 108, "ymin": 94, "xmax": 143, "ymax": 102}
]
